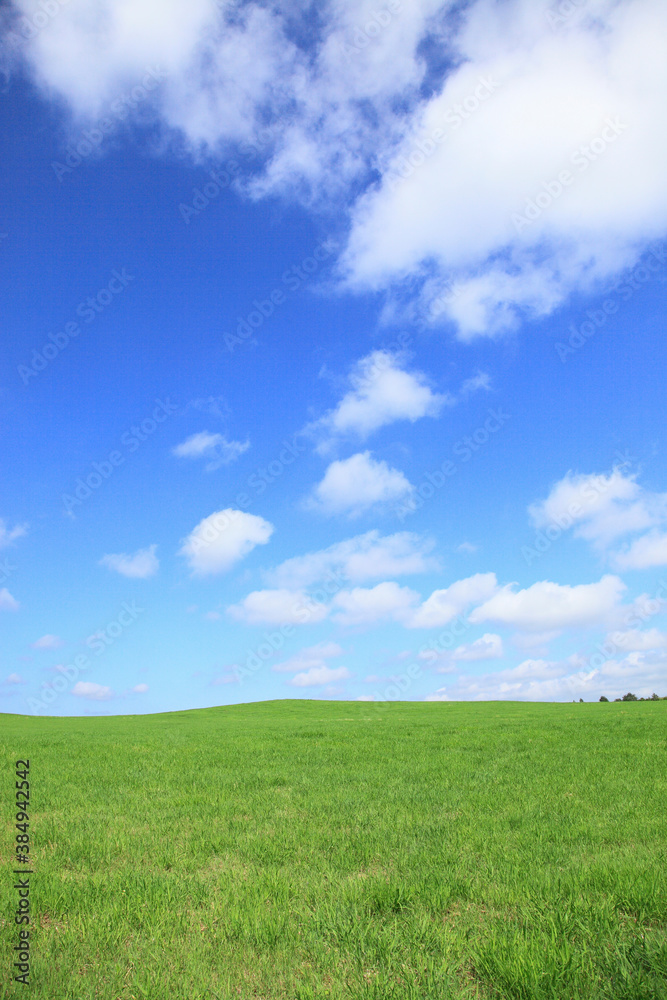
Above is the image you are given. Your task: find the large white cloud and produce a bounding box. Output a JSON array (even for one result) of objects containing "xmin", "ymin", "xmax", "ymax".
[
  {"xmin": 179, "ymin": 509, "xmax": 273, "ymax": 576},
  {"xmin": 343, "ymin": 0, "xmax": 667, "ymax": 335},
  {"xmin": 469, "ymin": 575, "xmax": 626, "ymax": 632},
  {"xmin": 305, "ymin": 452, "xmax": 414, "ymax": 517},
  {"xmin": 8, "ymin": 1, "xmax": 666, "ymax": 334},
  {"xmin": 264, "ymin": 529, "xmax": 437, "ymax": 588}
]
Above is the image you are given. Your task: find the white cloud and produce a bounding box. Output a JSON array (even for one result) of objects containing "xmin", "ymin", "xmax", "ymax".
[
  {"xmin": 0, "ymin": 588, "xmax": 20, "ymax": 612},
  {"xmin": 606, "ymin": 628, "xmax": 667, "ymax": 652},
  {"xmin": 305, "ymin": 451, "xmax": 414, "ymax": 518},
  {"xmin": 71, "ymin": 681, "xmax": 114, "ymax": 700},
  {"xmin": 331, "ymin": 581, "xmax": 419, "ymax": 627},
  {"xmin": 32, "ymin": 634, "xmax": 64, "ymax": 650},
  {"xmin": 407, "ymin": 572, "xmax": 498, "ymax": 628},
  {"xmin": 5, "ymin": 673, "xmax": 25, "ymax": 684},
  {"xmin": 9, "ymin": 1, "xmax": 667, "ymax": 334},
  {"xmin": 179, "ymin": 509, "xmax": 273, "ymax": 576},
  {"xmin": 272, "ymin": 641, "xmax": 344, "ymax": 673},
  {"xmin": 447, "ymin": 647, "xmax": 667, "ymax": 702},
  {"xmin": 172, "ymin": 430, "xmax": 249, "ymax": 470},
  {"xmin": 0, "ymin": 518, "xmax": 27, "ymax": 547},
  {"xmin": 290, "ymin": 665, "xmax": 352, "ymax": 687},
  {"xmin": 457, "ymin": 541, "xmax": 478, "ymax": 554},
  {"xmin": 226, "ymin": 589, "xmax": 328, "ymax": 626},
  {"xmin": 265, "ymin": 530, "xmax": 437, "ymax": 588},
  {"xmin": 529, "ymin": 467, "xmax": 667, "ymax": 549},
  {"xmin": 452, "ymin": 632, "xmax": 503, "ymax": 661},
  {"xmin": 343, "ymin": 0, "xmax": 667, "ymax": 336},
  {"xmin": 425, "ymin": 687, "xmax": 450, "ymax": 701},
  {"xmin": 132, "ymin": 683, "xmax": 149, "ymax": 693},
  {"xmin": 99, "ymin": 544, "xmax": 159, "ymax": 578},
  {"xmin": 611, "ymin": 530, "xmax": 667, "ymax": 570},
  {"xmin": 469, "ymin": 575, "xmax": 626, "ymax": 632},
  {"xmin": 308, "ymin": 350, "xmax": 448, "ymax": 450}
]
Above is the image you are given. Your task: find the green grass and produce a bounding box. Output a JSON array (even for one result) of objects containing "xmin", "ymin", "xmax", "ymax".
[{"xmin": 1, "ymin": 699, "xmax": 666, "ymax": 999}]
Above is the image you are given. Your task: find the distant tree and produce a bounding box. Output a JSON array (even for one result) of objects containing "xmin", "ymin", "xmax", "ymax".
[
  {"xmin": 650, "ymin": 693, "xmax": 660, "ymax": 701},
  {"xmin": 614, "ymin": 698, "xmax": 622, "ymax": 702},
  {"xmin": 579, "ymin": 698, "xmax": 584, "ymax": 703},
  {"xmin": 599, "ymin": 695, "xmax": 609, "ymax": 702},
  {"xmin": 622, "ymin": 692, "xmax": 638, "ymax": 701}
]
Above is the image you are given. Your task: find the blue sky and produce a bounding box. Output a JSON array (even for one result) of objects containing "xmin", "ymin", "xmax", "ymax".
[{"xmin": 2, "ymin": 0, "xmax": 667, "ymax": 715}]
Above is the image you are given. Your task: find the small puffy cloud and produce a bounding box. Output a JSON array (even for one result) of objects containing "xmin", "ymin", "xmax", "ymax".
[
  {"xmin": 290, "ymin": 665, "xmax": 352, "ymax": 687},
  {"xmin": 309, "ymin": 351, "xmax": 448, "ymax": 450},
  {"xmin": 273, "ymin": 641, "xmax": 343, "ymax": 674},
  {"xmin": 227, "ymin": 589, "xmax": 328, "ymax": 626},
  {"xmin": 611, "ymin": 530, "xmax": 667, "ymax": 570},
  {"xmin": 132, "ymin": 683, "xmax": 149, "ymax": 693},
  {"xmin": 72, "ymin": 681, "xmax": 114, "ymax": 700},
  {"xmin": 99, "ymin": 545, "xmax": 159, "ymax": 579},
  {"xmin": 31, "ymin": 634, "xmax": 64, "ymax": 650},
  {"xmin": 469, "ymin": 575, "xmax": 626, "ymax": 632},
  {"xmin": 453, "ymin": 633, "xmax": 503, "ymax": 662},
  {"xmin": 4, "ymin": 673, "xmax": 25, "ymax": 684},
  {"xmin": 0, "ymin": 588, "xmax": 20, "ymax": 612},
  {"xmin": 179, "ymin": 509, "xmax": 273, "ymax": 576},
  {"xmin": 305, "ymin": 452, "xmax": 414, "ymax": 518},
  {"xmin": 460, "ymin": 372, "xmax": 491, "ymax": 398},
  {"xmin": 172, "ymin": 431, "xmax": 249, "ymax": 471},
  {"xmin": 529, "ymin": 467, "xmax": 666, "ymax": 550},
  {"xmin": 357, "ymin": 694, "xmax": 374, "ymax": 701},
  {"xmin": 331, "ymin": 581, "xmax": 419, "ymax": 627},
  {"xmin": 457, "ymin": 541, "xmax": 478, "ymax": 554},
  {"xmin": 407, "ymin": 573, "xmax": 498, "ymax": 628},
  {"xmin": 265, "ymin": 530, "xmax": 437, "ymax": 588},
  {"xmin": 425, "ymin": 687, "xmax": 450, "ymax": 702},
  {"xmin": 0, "ymin": 519, "xmax": 27, "ymax": 548}
]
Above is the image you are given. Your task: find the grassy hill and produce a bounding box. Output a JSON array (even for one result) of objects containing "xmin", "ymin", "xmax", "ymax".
[{"xmin": 1, "ymin": 699, "xmax": 666, "ymax": 998}]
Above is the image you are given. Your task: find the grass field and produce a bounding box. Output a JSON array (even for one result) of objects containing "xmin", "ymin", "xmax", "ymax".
[{"xmin": 1, "ymin": 699, "xmax": 666, "ymax": 999}]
